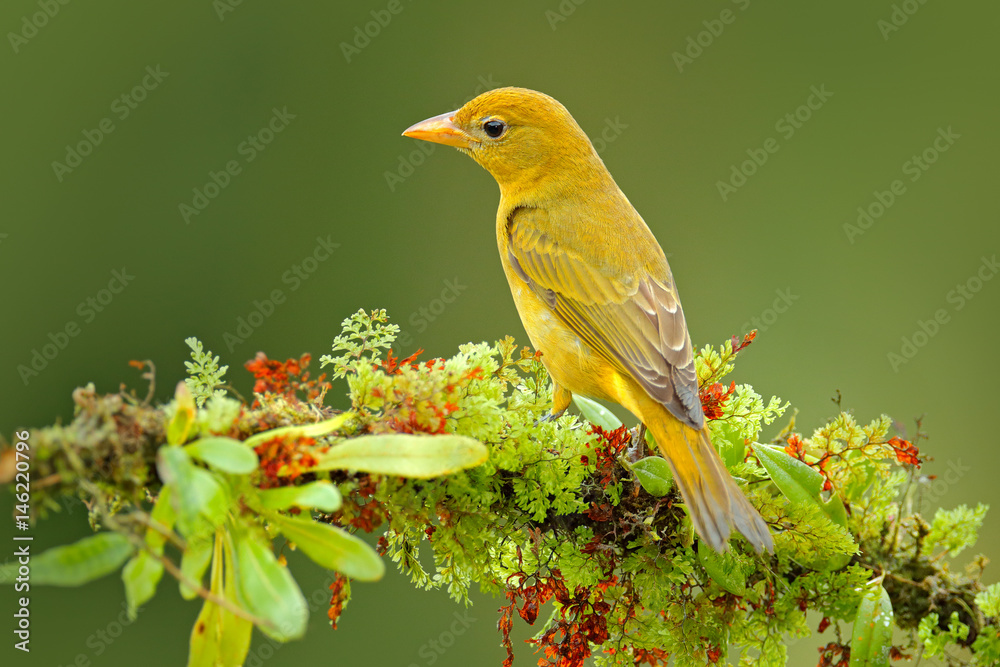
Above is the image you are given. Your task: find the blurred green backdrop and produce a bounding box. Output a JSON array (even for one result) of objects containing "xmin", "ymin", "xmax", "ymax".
[{"xmin": 2, "ymin": 1, "xmax": 998, "ymax": 665}]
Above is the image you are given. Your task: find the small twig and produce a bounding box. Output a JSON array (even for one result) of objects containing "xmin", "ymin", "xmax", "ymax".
[
  {"xmin": 222, "ymin": 382, "xmax": 247, "ymax": 404},
  {"xmin": 859, "ymin": 563, "xmax": 927, "ymax": 591},
  {"xmin": 81, "ymin": 481, "xmax": 267, "ymax": 630},
  {"xmin": 141, "ymin": 360, "xmax": 156, "ymax": 405},
  {"xmin": 123, "ymin": 510, "xmax": 187, "ymax": 551},
  {"xmin": 141, "ymin": 542, "xmax": 268, "ymax": 627},
  {"xmin": 34, "ymin": 473, "xmax": 64, "ymax": 490}
]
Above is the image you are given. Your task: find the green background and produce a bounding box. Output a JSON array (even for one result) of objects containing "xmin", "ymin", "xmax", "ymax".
[{"xmin": 2, "ymin": 0, "xmax": 998, "ymax": 665}]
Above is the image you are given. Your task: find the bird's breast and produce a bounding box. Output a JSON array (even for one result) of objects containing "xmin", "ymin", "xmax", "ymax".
[{"xmin": 499, "ymin": 259, "xmax": 617, "ymax": 403}]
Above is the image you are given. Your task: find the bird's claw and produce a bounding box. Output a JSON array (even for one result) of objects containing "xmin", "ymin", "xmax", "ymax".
[{"xmin": 535, "ymin": 408, "xmax": 568, "ymax": 426}]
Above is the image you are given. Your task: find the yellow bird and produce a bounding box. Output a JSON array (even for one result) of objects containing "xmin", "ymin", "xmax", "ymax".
[{"xmin": 403, "ymin": 87, "xmax": 772, "ymax": 553}]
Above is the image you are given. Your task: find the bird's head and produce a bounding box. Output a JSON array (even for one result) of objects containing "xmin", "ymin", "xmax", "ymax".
[{"xmin": 402, "ymin": 87, "xmax": 603, "ymax": 198}]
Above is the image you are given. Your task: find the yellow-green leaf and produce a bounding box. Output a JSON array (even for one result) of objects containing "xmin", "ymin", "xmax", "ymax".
[
  {"xmin": 309, "ymin": 433, "xmax": 488, "ymax": 479},
  {"xmin": 850, "ymin": 582, "xmax": 894, "ymax": 667},
  {"xmin": 146, "ymin": 486, "xmax": 177, "ymax": 554},
  {"xmin": 0, "ymin": 532, "xmax": 133, "ymax": 587},
  {"xmin": 157, "ymin": 446, "xmax": 230, "ymax": 537},
  {"xmin": 185, "ymin": 437, "xmax": 259, "ymax": 474},
  {"xmin": 232, "ymin": 531, "xmax": 308, "ymax": 641},
  {"xmin": 716, "ymin": 422, "xmax": 746, "ymax": 469},
  {"xmin": 122, "ymin": 550, "xmax": 163, "ymax": 619},
  {"xmin": 259, "ymin": 481, "xmax": 342, "ymax": 512},
  {"xmin": 188, "ymin": 534, "xmax": 252, "ymax": 667},
  {"xmin": 573, "ymin": 395, "xmax": 622, "ymax": 430},
  {"xmin": 631, "ymin": 456, "xmax": 674, "ymax": 497},
  {"xmin": 243, "ymin": 412, "xmax": 355, "ymax": 450},
  {"xmin": 753, "ymin": 443, "xmax": 852, "ymax": 570},
  {"xmin": 180, "ymin": 538, "xmax": 213, "ymax": 600},
  {"xmin": 169, "ymin": 381, "xmax": 197, "ymax": 446},
  {"xmin": 269, "ymin": 513, "xmax": 384, "ymax": 582},
  {"xmin": 752, "ymin": 444, "xmax": 847, "ymax": 527},
  {"xmin": 697, "ymin": 540, "xmax": 747, "ymax": 595}
]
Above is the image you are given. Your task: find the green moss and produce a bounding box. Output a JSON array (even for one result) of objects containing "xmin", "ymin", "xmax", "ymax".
[{"xmin": 5, "ymin": 308, "xmax": 996, "ymax": 667}]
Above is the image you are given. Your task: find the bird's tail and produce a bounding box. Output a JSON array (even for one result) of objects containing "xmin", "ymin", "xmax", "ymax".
[{"xmin": 648, "ymin": 411, "xmax": 773, "ymax": 553}]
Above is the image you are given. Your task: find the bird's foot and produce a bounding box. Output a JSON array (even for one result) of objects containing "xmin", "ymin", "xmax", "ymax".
[
  {"xmin": 535, "ymin": 407, "xmax": 568, "ymax": 425},
  {"xmin": 625, "ymin": 423, "xmax": 649, "ymax": 462}
]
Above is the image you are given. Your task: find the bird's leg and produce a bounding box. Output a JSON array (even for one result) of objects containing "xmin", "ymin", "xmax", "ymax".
[
  {"xmin": 622, "ymin": 423, "xmax": 648, "ymax": 462},
  {"xmin": 635, "ymin": 423, "xmax": 648, "ymax": 457},
  {"xmin": 538, "ymin": 383, "xmax": 572, "ymax": 423}
]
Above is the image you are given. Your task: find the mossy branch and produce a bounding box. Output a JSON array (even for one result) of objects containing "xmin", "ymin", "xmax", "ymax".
[{"xmin": 2, "ymin": 309, "xmax": 997, "ymax": 667}]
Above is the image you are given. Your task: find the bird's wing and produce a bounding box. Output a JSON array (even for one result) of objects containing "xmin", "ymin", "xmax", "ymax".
[{"xmin": 506, "ymin": 206, "xmax": 704, "ymax": 429}]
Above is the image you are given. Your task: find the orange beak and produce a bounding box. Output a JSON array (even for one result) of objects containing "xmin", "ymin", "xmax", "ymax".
[{"xmin": 402, "ymin": 111, "xmax": 477, "ymax": 149}]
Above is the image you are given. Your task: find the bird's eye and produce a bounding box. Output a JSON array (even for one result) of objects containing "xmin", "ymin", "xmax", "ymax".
[{"xmin": 482, "ymin": 119, "xmax": 507, "ymax": 138}]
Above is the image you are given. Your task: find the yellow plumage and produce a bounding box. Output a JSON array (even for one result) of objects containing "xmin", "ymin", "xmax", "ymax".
[{"xmin": 404, "ymin": 87, "xmax": 772, "ymax": 553}]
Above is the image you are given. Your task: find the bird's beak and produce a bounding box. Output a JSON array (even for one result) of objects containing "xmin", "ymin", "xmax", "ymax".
[{"xmin": 402, "ymin": 111, "xmax": 477, "ymax": 149}]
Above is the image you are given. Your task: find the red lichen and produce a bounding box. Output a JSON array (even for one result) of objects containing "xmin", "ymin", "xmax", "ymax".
[
  {"xmin": 245, "ymin": 352, "xmax": 330, "ymax": 405},
  {"xmin": 327, "ymin": 574, "xmax": 349, "ymax": 630},
  {"xmin": 589, "ymin": 424, "xmax": 630, "ymax": 489},
  {"xmin": 253, "ymin": 434, "xmax": 318, "ymax": 489},
  {"xmin": 887, "ymin": 436, "xmax": 921, "ymax": 467},
  {"xmin": 731, "ymin": 330, "xmax": 756, "ymax": 354},
  {"xmin": 700, "ymin": 381, "xmax": 736, "ymax": 421}
]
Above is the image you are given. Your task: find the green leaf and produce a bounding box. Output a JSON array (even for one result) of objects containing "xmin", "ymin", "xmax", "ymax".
[
  {"xmin": 157, "ymin": 446, "xmax": 230, "ymax": 537},
  {"xmin": 184, "ymin": 337, "xmax": 229, "ymax": 409},
  {"xmin": 976, "ymin": 582, "xmax": 1000, "ymax": 618},
  {"xmin": 644, "ymin": 427, "xmax": 658, "ymax": 452},
  {"xmin": 169, "ymin": 381, "xmax": 198, "ymax": 445},
  {"xmin": 850, "ymin": 583, "xmax": 894, "ymax": 667},
  {"xmin": 918, "ymin": 611, "xmax": 969, "ymax": 658},
  {"xmin": 180, "ymin": 538, "xmax": 214, "ymax": 600},
  {"xmin": 752, "ymin": 443, "xmax": 848, "ymax": 527},
  {"xmin": 716, "ymin": 422, "xmax": 746, "ymax": 469},
  {"xmin": 842, "ymin": 461, "xmax": 880, "ymax": 503},
  {"xmin": 185, "ymin": 437, "xmax": 259, "ymax": 474},
  {"xmin": 753, "ymin": 443, "xmax": 847, "ymax": 527},
  {"xmin": 259, "ymin": 481, "xmax": 342, "ymax": 512},
  {"xmin": 188, "ymin": 535, "xmax": 252, "ymax": 667},
  {"xmin": 753, "ymin": 443, "xmax": 852, "ymax": 570},
  {"xmin": 242, "ymin": 412, "xmax": 355, "ymax": 450},
  {"xmin": 631, "ymin": 456, "xmax": 674, "ymax": 497},
  {"xmin": 189, "ymin": 593, "xmax": 253, "ymax": 667},
  {"xmin": 122, "ymin": 550, "xmax": 164, "ymax": 619},
  {"xmin": 923, "ymin": 503, "xmax": 988, "ymax": 557},
  {"xmin": 269, "ymin": 513, "xmax": 384, "ymax": 582},
  {"xmin": 0, "ymin": 532, "xmax": 133, "ymax": 587},
  {"xmin": 146, "ymin": 486, "xmax": 177, "ymax": 554},
  {"xmin": 698, "ymin": 540, "xmax": 746, "ymax": 595},
  {"xmin": 309, "ymin": 433, "xmax": 488, "ymax": 479},
  {"xmin": 232, "ymin": 531, "xmax": 308, "ymax": 641},
  {"xmin": 573, "ymin": 395, "xmax": 623, "ymax": 430}
]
